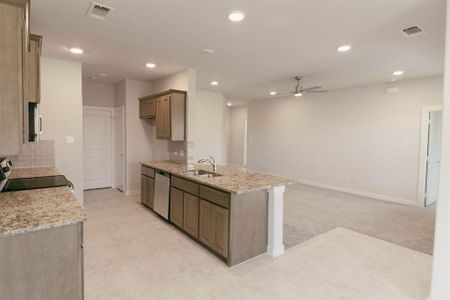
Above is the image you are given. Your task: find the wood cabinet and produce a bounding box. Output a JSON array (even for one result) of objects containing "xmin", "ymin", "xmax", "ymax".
[
  {"xmin": 0, "ymin": 223, "xmax": 84, "ymax": 300},
  {"xmin": 139, "ymin": 98, "xmax": 156, "ymax": 118},
  {"xmin": 199, "ymin": 199, "xmax": 229, "ymax": 258},
  {"xmin": 26, "ymin": 34, "xmax": 42, "ymax": 103},
  {"xmin": 170, "ymin": 181, "xmax": 199, "ymax": 237},
  {"xmin": 141, "ymin": 174, "xmax": 148, "ymax": 205},
  {"xmin": 156, "ymin": 95, "xmax": 171, "ymax": 139},
  {"xmin": 140, "ymin": 166, "xmax": 155, "ymax": 209},
  {"xmin": 170, "ymin": 187, "xmax": 183, "ymax": 228},
  {"xmin": 138, "ymin": 90, "xmax": 186, "ymax": 141},
  {"xmin": 183, "ymin": 193, "xmax": 199, "ymax": 238},
  {"xmin": 0, "ymin": 0, "xmax": 29, "ymax": 156},
  {"xmin": 199, "ymin": 200, "xmax": 214, "ymax": 246},
  {"xmin": 141, "ymin": 171, "xmax": 267, "ymax": 266},
  {"xmin": 211, "ymin": 204, "xmax": 229, "ymax": 257}
]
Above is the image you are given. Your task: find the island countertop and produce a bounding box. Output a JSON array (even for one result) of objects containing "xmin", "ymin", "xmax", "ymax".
[
  {"xmin": 0, "ymin": 167, "xmax": 86, "ymax": 237},
  {"xmin": 140, "ymin": 161, "xmax": 296, "ymax": 194}
]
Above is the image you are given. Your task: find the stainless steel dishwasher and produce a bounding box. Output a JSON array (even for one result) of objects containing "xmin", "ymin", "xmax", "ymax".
[{"xmin": 153, "ymin": 170, "xmax": 170, "ymax": 220}]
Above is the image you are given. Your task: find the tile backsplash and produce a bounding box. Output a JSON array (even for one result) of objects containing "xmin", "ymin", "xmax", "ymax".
[{"xmin": 9, "ymin": 140, "xmax": 55, "ymax": 168}]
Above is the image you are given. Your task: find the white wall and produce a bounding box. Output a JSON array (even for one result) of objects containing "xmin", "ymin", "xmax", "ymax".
[
  {"xmin": 194, "ymin": 90, "xmax": 228, "ymax": 164},
  {"xmin": 122, "ymin": 79, "xmax": 162, "ymax": 195},
  {"xmin": 82, "ymin": 81, "xmax": 115, "ymax": 107},
  {"xmin": 228, "ymin": 106, "xmax": 248, "ymax": 166},
  {"xmin": 246, "ymin": 76, "xmax": 443, "ymax": 205},
  {"xmin": 114, "ymin": 81, "xmax": 126, "ymax": 107},
  {"xmin": 430, "ymin": 1, "xmax": 450, "ymax": 297},
  {"xmin": 40, "ymin": 57, "xmax": 84, "ymax": 204}
]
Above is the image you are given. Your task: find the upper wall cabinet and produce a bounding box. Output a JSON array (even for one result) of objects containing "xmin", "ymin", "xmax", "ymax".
[
  {"xmin": 139, "ymin": 89, "xmax": 186, "ymax": 141},
  {"xmin": 26, "ymin": 34, "xmax": 42, "ymax": 103},
  {"xmin": 0, "ymin": 0, "xmax": 30, "ymax": 156}
]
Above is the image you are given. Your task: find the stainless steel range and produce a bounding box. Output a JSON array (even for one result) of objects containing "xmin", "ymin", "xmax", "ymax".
[
  {"xmin": 0, "ymin": 158, "xmax": 73, "ymax": 192},
  {"xmin": 0, "ymin": 158, "xmax": 12, "ymax": 191}
]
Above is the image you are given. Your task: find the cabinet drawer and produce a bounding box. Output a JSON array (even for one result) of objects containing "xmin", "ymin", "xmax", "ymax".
[
  {"xmin": 141, "ymin": 166, "xmax": 154, "ymax": 178},
  {"xmin": 172, "ymin": 176, "xmax": 199, "ymax": 196},
  {"xmin": 200, "ymin": 186, "xmax": 229, "ymax": 209}
]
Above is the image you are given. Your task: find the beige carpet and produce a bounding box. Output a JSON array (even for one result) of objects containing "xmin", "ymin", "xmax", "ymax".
[
  {"xmin": 284, "ymin": 184, "xmax": 436, "ymax": 254},
  {"xmin": 83, "ymin": 188, "xmax": 432, "ymax": 300}
]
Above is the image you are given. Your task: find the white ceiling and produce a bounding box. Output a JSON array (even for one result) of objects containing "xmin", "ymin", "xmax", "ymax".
[{"xmin": 31, "ymin": 0, "xmax": 446, "ymax": 102}]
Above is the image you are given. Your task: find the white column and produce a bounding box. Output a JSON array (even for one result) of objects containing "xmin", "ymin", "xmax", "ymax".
[
  {"xmin": 267, "ymin": 185, "xmax": 285, "ymax": 257},
  {"xmin": 430, "ymin": 1, "xmax": 450, "ymax": 298}
]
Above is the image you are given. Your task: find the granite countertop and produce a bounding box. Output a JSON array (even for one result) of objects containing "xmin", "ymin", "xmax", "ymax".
[
  {"xmin": 141, "ymin": 161, "xmax": 297, "ymax": 194},
  {"xmin": 0, "ymin": 167, "xmax": 86, "ymax": 237},
  {"xmin": 10, "ymin": 166, "xmax": 60, "ymax": 179}
]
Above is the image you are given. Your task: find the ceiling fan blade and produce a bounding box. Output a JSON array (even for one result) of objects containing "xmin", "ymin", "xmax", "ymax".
[
  {"xmin": 275, "ymin": 92, "xmax": 294, "ymax": 96},
  {"xmin": 305, "ymin": 90, "xmax": 328, "ymax": 93},
  {"xmin": 302, "ymin": 86, "xmax": 322, "ymax": 92}
]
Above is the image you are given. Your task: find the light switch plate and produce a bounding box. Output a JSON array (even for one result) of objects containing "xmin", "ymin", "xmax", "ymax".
[{"xmin": 65, "ymin": 136, "xmax": 75, "ymax": 144}]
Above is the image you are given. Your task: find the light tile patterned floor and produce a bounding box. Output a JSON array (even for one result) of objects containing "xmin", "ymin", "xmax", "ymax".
[{"xmin": 84, "ymin": 188, "xmax": 432, "ymax": 300}]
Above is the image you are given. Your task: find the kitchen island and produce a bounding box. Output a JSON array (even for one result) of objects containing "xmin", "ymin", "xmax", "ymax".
[
  {"xmin": 141, "ymin": 161, "xmax": 295, "ymax": 266},
  {"xmin": 0, "ymin": 167, "xmax": 86, "ymax": 300}
]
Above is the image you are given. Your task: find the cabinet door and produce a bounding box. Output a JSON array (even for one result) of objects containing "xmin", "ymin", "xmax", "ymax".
[
  {"xmin": 139, "ymin": 101, "xmax": 147, "ymax": 118},
  {"xmin": 156, "ymin": 97, "xmax": 164, "ymax": 137},
  {"xmin": 26, "ymin": 35, "xmax": 41, "ymax": 103},
  {"xmin": 147, "ymin": 177, "xmax": 155, "ymax": 209},
  {"xmin": 170, "ymin": 187, "xmax": 183, "ymax": 228},
  {"xmin": 212, "ymin": 204, "xmax": 229, "ymax": 258},
  {"xmin": 146, "ymin": 98, "xmax": 156, "ymax": 118},
  {"xmin": 141, "ymin": 175, "xmax": 148, "ymax": 205},
  {"xmin": 0, "ymin": 2, "xmax": 23, "ymax": 156},
  {"xmin": 183, "ymin": 193, "xmax": 199, "ymax": 238},
  {"xmin": 156, "ymin": 95, "xmax": 171, "ymax": 139},
  {"xmin": 199, "ymin": 200, "xmax": 214, "ymax": 247}
]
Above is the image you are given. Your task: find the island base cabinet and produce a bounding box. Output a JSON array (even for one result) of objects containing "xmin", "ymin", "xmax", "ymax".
[
  {"xmin": 147, "ymin": 177, "xmax": 155, "ymax": 209},
  {"xmin": 212, "ymin": 205, "xmax": 229, "ymax": 258},
  {"xmin": 141, "ymin": 174, "xmax": 155, "ymax": 209},
  {"xmin": 199, "ymin": 199, "xmax": 229, "ymax": 258},
  {"xmin": 170, "ymin": 187, "xmax": 184, "ymax": 228},
  {"xmin": 183, "ymin": 193, "xmax": 199, "ymax": 238},
  {"xmin": 0, "ymin": 223, "xmax": 84, "ymax": 300},
  {"xmin": 141, "ymin": 175, "xmax": 148, "ymax": 205},
  {"xmin": 199, "ymin": 200, "xmax": 214, "ymax": 247}
]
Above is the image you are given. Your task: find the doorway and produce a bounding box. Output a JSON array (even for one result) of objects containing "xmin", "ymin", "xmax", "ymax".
[
  {"xmin": 114, "ymin": 106, "xmax": 125, "ymax": 192},
  {"xmin": 418, "ymin": 106, "xmax": 443, "ymax": 207},
  {"xmin": 83, "ymin": 106, "xmax": 113, "ymax": 190}
]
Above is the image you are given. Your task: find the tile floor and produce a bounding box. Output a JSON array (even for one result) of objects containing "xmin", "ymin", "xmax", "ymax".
[{"xmin": 83, "ymin": 186, "xmax": 433, "ymax": 299}]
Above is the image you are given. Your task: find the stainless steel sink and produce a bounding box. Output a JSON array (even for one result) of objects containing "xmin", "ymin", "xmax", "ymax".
[{"xmin": 187, "ymin": 169, "xmax": 222, "ymax": 178}]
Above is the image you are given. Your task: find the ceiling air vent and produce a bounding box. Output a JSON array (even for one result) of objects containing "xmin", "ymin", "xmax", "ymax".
[
  {"xmin": 402, "ymin": 25, "xmax": 426, "ymax": 37},
  {"xmin": 86, "ymin": 1, "xmax": 114, "ymax": 20}
]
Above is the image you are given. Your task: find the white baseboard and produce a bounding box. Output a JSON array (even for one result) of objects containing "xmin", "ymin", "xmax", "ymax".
[
  {"xmin": 125, "ymin": 188, "xmax": 140, "ymax": 196},
  {"xmin": 296, "ymin": 179, "xmax": 421, "ymax": 207}
]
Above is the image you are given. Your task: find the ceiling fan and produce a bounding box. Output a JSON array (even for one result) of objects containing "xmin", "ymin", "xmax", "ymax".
[{"xmin": 276, "ymin": 76, "xmax": 328, "ymax": 97}]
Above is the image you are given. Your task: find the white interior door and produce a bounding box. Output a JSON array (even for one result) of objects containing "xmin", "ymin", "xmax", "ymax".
[
  {"xmin": 425, "ymin": 111, "xmax": 442, "ymax": 206},
  {"xmin": 114, "ymin": 106, "xmax": 125, "ymax": 192},
  {"xmin": 83, "ymin": 107, "xmax": 113, "ymax": 190}
]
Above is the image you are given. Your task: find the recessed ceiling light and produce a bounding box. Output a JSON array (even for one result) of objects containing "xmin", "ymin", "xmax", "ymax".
[
  {"xmin": 200, "ymin": 48, "xmax": 215, "ymax": 55},
  {"xmin": 337, "ymin": 45, "xmax": 352, "ymax": 52},
  {"xmin": 228, "ymin": 11, "xmax": 245, "ymax": 22},
  {"xmin": 145, "ymin": 63, "xmax": 156, "ymax": 69},
  {"xmin": 227, "ymin": 102, "xmax": 232, "ymax": 106},
  {"xmin": 97, "ymin": 73, "xmax": 108, "ymax": 77},
  {"xmin": 211, "ymin": 81, "xmax": 219, "ymax": 86},
  {"xmin": 270, "ymin": 91, "xmax": 277, "ymax": 96},
  {"xmin": 294, "ymin": 92, "xmax": 303, "ymax": 97},
  {"xmin": 69, "ymin": 47, "xmax": 84, "ymax": 54},
  {"xmin": 393, "ymin": 70, "xmax": 404, "ymax": 76}
]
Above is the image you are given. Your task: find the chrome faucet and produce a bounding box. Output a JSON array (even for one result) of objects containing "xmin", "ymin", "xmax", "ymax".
[{"xmin": 198, "ymin": 156, "xmax": 217, "ymax": 172}]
